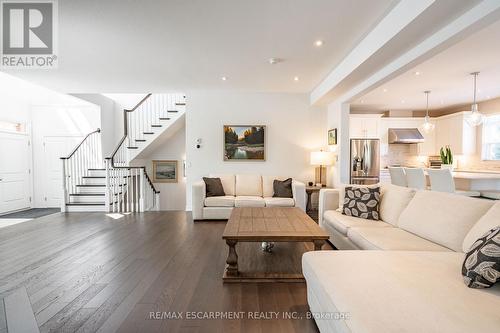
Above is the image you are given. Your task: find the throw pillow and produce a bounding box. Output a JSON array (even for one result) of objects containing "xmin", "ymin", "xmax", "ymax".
[
  {"xmin": 203, "ymin": 177, "xmax": 225, "ymax": 197},
  {"xmin": 342, "ymin": 186, "xmax": 380, "ymax": 220},
  {"xmin": 273, "ymin": 178, "xmax": 293, "ymax": 198},
  {"xmin": 462, "ymin": 226, "xmax": 500, "ymax": 289}
]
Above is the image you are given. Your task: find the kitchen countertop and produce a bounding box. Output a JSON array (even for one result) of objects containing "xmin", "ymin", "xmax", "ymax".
[{"xmin": 381, "ymin": 168, "xmax": 500, "ymax": 179}]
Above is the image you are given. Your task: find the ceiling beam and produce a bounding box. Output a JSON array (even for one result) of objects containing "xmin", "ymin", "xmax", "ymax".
[
  {"xmin": 332, "ymin": 0, "xmax": 500, "ymax": 106},
  {"xmin": 310, "ymin": 0, "xmax": 435, "ymax": 105}
]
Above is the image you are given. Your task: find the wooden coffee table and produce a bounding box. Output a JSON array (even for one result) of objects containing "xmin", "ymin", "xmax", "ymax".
[{"xmin": 222, "ymin": 207, "xmax": 329, "ymax": 282}]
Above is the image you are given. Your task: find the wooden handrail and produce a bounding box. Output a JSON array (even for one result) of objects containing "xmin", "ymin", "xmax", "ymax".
[
  {"xmin": 106, "ymin": 93, "xmax": 159, "ymax": 194},
  {"xmin": 126, "ymin": 93, "xmax": 152, "ymax": 112},
  {"xmin": 60, "ymin": 128, "xmax": 100, "ymax": 160}
]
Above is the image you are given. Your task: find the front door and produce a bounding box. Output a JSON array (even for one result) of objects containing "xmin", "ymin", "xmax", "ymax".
[{"xmin": 0, "ymin": 132, "xmax": 32, "ymax": 214}]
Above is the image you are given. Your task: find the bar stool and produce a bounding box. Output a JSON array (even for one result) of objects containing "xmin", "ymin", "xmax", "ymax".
[{"xmin": 427, "ymin": 169, "xmax": 481, "ymax": 197}]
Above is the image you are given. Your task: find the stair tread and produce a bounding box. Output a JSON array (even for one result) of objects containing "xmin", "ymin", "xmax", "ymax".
[
  {"xmin": 151, "ymin": 125, "xmax": 162, "ymax": 127},
  {"xmin": 83, "ymin": 176, "xmax": 105, "ymax": 178},
  {"xmin": 88, "ymin": 168, "xmax": 105, "ymax": 170},
  {"xmin": 135, "ymin": 139, "xmax": 146, "ymax": 142},
  {"xmin": 143, "ymin": 132, "xmax": 154, "ymax": 134},
  {"xmin": 70, "ymin": 193, "xmax": 105, "ymax": 196},
  {"xmin": 66, "ymin": 202, "xmax": 105, "ymax": 206},
  {"xmin": 167, "ymin": 110, "xmax": 179, "ymax": 113},
  {"xmin": 77, "ymin": 184, "xmax": 105, "ymax": 187},
  {"xmin": 159, "ymin": 117, "xmax": 171, "ymax": 120},
  {"xmin": 175, "ymin": 103, "xmax": 186, "ymax": 105},
  {"xmin": 127, "ymin": 147, "xmax": 139, "ymax": 149}
]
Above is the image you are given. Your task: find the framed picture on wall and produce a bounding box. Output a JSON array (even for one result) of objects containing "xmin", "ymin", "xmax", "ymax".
[
  {"xmin": 328, "ymin": 128, "xmax": 337, "ymax": 145},
  {"xmin": 152, "ymin": 160, "xmax": 178, "ymax": 183},
  {"xmin": 223, "ymin": 125, "xmax": 266, "ymax": 161}
]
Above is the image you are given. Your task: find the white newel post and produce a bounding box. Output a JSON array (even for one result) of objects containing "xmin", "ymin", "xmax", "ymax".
[
  {"xmin": 61, "ymin": 158, "xmax": 67, "ymax": 212},
  {"xmin": 155, "ymin": 192, "xmax": 161, "ymax": 211},
  {"xmin": 105, "ymin": 158, "xmax": 111, "ymax": 212},
  {"xmin": 139, "ymin": 168, "xmax": 145, "ymax": 212}
]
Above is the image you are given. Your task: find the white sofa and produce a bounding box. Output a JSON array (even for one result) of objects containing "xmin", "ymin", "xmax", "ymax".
[
  {"xmin": 192, "ymin": 174, "xmax": 306, "ymax": 220},
  {"xmin": 303, "ymin": 184, "xmax": 500, "ymax": 333}
]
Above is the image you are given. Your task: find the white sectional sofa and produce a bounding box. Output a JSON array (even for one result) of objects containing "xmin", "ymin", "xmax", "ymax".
[
  {"xmin": 192, "ymin": 174, "xmax": 306, "ymax": 220},
  {"xmin": 303, "ymin": 183, "xmax": 500, "ymax": 333}
]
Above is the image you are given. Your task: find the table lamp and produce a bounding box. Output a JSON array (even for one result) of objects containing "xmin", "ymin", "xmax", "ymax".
[{"xmin": 310, "ymin": 150, "xmax": 334, "ymax": 187}]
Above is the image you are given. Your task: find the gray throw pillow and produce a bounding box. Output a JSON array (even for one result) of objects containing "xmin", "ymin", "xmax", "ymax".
[
  {"xmin": 203, "ymin": 177, "xmax": 225, "ymax": 197},
  {"xmin": 273, "ymin": 178, "xmax": 293, "ymax": 198},
  {"xmin": 462, "ymin": 226, "xmax": 500, "ymax": 289},
  {"xmin": 342, "ymin": 186, "xmax": 380, "ymax": 220}
]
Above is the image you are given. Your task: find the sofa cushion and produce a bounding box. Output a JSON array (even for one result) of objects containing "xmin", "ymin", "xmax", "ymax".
[
  {"xmin": 234, "ymin": 196, "xmax": 265, "ymax": 207},
  {"xmin": 235, "ymin": 174, "xmax": 262, "ymax": 196},
  {"xmin": 398, "ymin": 191, "xmax": 494, "ymax": 252},
  {"xmin": 209, "ymin": 174, "xmax": 235, "ymax": 196},
  {"xmin": 342, "ymin": 186, "xmax": 380, "ymax": 220},
  {"xmin": 204, "ymin": 195, "xmax": 234, "ymax": 207},
  {"xmin": 203, "ymin": 177, "xmax": 225, "ymax": 197},
  {"xmin": 302, "ymin": 251, "xmax": 500, "ymax": 333},
  {"xmin": 337, "ymin": 184, "xmax": 380, "ymax": 209},
  {"xmin": 463, "ymin": 201, "xmax": 500, "ymax": 252},
  {"xmin": 263, "ymin": 175, "xmax": 283, "ymax": 197},
  {"xmin": 347, "ymin": 227, "xmax": 451, "ymax": 251},
  {"xmin": 323, "ymin": 210, "xmax": 391, "ymax": 236},
  {"xmin": 273, "ymin": 178, "xmax": 293, "ymax": 198},
  {"xmin": 462, "ymin": 226, "xmax": 500, "ymax": 289},
  {"xmin": 264, "ymin": 197, "xmax": 294, "ymax": 207},
  {"xmin": 379, "ymin": 183, "xmax": 416, "ymax": 226}
]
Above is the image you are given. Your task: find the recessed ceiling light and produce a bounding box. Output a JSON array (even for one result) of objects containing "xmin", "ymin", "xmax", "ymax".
[
  {"xmin": 269, "ymin": 58, "xmax": 283, "ymax": 65},
  {"xmin": 293, "ymin": 76, "xmax": 299, "ymax": 81},
  {"xmin": 383, "ymin": 88, "xmax": 388, "ymax": 93},
  {"xmin": 401, "ymin": 100, "xmax": 405, "ymax": 104},
  {"xmin": 221, "ymin": 76, "xmax": 227, "ymax": 81},
  {"xmin": 314, "ymin": 40, "xmax": 323, "ymax": 47},
  {"xmin": 360, "ymin": 99, "xmax": 364, "ymax": 104},
  {"xmin": 414, "ymin": 71, "xmax": 421, "ymax": 76}
]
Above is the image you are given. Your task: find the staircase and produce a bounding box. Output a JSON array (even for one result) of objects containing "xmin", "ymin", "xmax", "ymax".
[{"xmin": 61, "ymin": 93, "xmax": 186, "ymax": 212}]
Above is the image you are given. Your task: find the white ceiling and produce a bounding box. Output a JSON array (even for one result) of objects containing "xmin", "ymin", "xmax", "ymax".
[
  {"xmin": 351, "ymin": 18, "xmax": 500, "ymax": 112},
  {"xmin": 2, "ymin": 0, "xmax": 396, "ymax": 93}
]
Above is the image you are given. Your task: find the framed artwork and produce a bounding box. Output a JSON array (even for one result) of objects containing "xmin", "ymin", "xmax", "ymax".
[
  {"xmin": 328, "ymin": 128, "xmax": 337, "ymax": 145},
  {"xmin": 152, "ymin": 160, "xmax": 178, "ymax": 183},
  {"xmin": 223, "ymin": 125, "xmax": 266, "ymax": 161}
]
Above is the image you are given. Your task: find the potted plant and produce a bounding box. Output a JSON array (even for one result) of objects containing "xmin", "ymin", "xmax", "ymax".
[{"xmin": 440, "ymin": 146, "xmax": 454, "ymax": 170}]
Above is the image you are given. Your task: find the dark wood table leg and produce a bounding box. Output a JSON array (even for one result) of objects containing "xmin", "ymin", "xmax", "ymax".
[
  {"xmin": 306, "ymin": 190, "xmax": 313, "ymax": 213},
  {"xmin": 313, "ymin": 239, "xmax": 325, "ymax": 251},
  {"xmin": 225, "ymin": 239, "xmax": 238, "ymax": 277}
]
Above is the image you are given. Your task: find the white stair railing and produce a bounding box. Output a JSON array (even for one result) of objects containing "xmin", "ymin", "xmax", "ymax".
[
  {"xmin": 107, "ymin": 93, "xmax": 163, "ymax": 212},
  {"xmin": 60, "ymin": 128, "xmax": 103, "ymax": 212}
]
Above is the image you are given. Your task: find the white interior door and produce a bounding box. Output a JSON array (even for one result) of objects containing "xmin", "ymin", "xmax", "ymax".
[
  {"xmin": 43, "ymin": 136, "xmax": 82, "ymax": 207},
  {"xmin": 0, "ymin": 132, "xmax": 32, "ymax": 214}
]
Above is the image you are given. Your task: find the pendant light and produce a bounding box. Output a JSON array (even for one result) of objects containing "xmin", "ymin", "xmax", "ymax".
[
  {"xmin": 420, "ymin": 90, "xmax": 435, "ymax": 133},
  {"xmin": 466, "ymin": 72, "xmax": 484, "ymax": 127}
]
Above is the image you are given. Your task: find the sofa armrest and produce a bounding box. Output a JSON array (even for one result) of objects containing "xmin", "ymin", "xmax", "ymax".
[
  {"xmin": 292, "ymin": 180, "xmax": 306, "ymax": 211},
  {"xmin": 319, "ymin": 189, "xmax": 340, "ymax": 228},
  {"xmin": 192, "ymin": 181, "xmax": 206, "ymax": 220}
]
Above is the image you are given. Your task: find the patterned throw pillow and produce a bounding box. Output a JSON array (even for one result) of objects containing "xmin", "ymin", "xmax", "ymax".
[
  {"xmin": 462, "ymin": 226, "xmax": 500, "ymax": 289},
  {"xmin": 342, "ymin": 186, "xmax": 380, "ymax": 220}
]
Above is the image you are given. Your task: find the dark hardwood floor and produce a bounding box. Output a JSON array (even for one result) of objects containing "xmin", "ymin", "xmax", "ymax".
[{"xmin": 0, "ymin": 211, "xmax": 326, "ymax": 333}]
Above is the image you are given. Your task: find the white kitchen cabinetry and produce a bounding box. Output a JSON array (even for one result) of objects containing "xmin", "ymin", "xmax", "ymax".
[
  {"xmin": 349, "ymin": 115, "xmax": 382, "ymax": 138},
  {"xmin": 434, "ymin": 112, "xmax": 476, "ymax": 155}
]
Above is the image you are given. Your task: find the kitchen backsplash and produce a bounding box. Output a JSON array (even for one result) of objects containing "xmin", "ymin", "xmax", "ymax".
[{"xmin": 381, "ymin": 144, "xmax": 426, "ymax": 169}]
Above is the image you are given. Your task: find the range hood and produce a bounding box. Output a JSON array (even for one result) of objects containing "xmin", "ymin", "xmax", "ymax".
[{"xmin": 388, "ymin": 128, "xmax": 424, "ymax": 144}]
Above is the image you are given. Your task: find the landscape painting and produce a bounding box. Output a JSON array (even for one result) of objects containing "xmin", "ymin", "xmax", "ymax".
[
  {"xmin": 224, "ymin": 125, "xmax": 265, "ymax": 161},
  {"xmin": 152, "ymin": 160, "xmax": 177, "ymax": 182}
]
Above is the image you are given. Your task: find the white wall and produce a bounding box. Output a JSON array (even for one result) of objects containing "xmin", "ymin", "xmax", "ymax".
[
  {"xmin": 71, "ymin": 94, "xmax": 117, "ymax": 157},
  {"xmin": 133, "ymin": 124, "xmax": 186, "ymax": 211},
  {"xmin": 327, "ymin": 101, "xmax": 350, "ymax": 187},
  {"xmin": 185, "ymin": 91, "xmax": 327, "ymax": 210}
]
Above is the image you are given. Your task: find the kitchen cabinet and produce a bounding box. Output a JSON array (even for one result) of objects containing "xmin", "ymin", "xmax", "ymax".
[
  {"xmin": 434, "ymin": 112, "xmax": 476, "ymax": 155},
  {"xmin": 349, "ymin": 115, "xmax": 381, "ymax": 138}
]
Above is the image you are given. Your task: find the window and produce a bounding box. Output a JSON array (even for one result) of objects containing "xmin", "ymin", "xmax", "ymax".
[{"xmin": 482, "ymin": 114, "xmax": 500, "ymax": 160}]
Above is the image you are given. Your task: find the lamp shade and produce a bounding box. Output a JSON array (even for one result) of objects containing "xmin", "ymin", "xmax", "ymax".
[{"xmin": 310, "ymin": 151, "xmax": 334, "ymax": 166}]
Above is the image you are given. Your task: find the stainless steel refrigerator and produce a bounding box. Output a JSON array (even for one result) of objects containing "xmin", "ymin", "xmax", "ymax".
[{"xmin": 350, "ymin": 139, "xmax": 380, "ymax": 185}]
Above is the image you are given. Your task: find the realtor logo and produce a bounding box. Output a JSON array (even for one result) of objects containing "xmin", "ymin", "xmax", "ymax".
[{"xmin": 1, "ymin": 0, "xmax": 58, "ymax": 68}]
